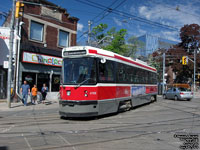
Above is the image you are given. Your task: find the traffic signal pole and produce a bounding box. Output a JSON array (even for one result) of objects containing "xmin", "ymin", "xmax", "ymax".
[
  {"xmin": 194, "ymin": 49, "xmax": 196, "ymax": 92},
  {"xmin": 7, "ymin": 0, "xmax": 16, "ymax": 108},
  {"xmin": 162, "ymin": 52, "xmax": 165, "ymax": 94},
  {"xmin": 182, "ymin": 51, "xmax": 196, "ymax": 92}
]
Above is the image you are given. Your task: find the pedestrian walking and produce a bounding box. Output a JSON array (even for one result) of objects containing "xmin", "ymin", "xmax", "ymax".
[
  {"xmin": 41, "ymin": 83, "xmax": 48, "ymax": 103},
  {"xmin": 31, "ymin": 84, "xmax": 38, "ymax": 104},
  {"xmin": 20, "ymin": 81, "xmax": 30, "ymax": 106}
]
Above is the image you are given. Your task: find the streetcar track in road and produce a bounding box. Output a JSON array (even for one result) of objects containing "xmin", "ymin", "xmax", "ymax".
[
  {"xmin": 155, "ymin": 101, "xmax": 200, "ymax": 117},
  {"xmin": 1, "ymin": 113, "xmax": 199, "ymax": 132},
  {"xmin": 156, "ymin": 99, "xmax": 200, "ymax": 135},
  {"xmin": 1, "ymin": 115, "xmax": 199, "ymax": 140},
  {"xmin": 23, "ymin": 125, "xmax": 200, "ymax": 150},
  {"xmin": 1, "ymin": 99, "xmax": 200, "ymax": 149}
]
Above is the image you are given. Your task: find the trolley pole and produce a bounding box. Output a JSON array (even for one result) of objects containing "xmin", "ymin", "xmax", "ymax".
[
  {"xmin": 162, "ymin": 52, "xmax": 165, "ymax": 94},
  {"xmin": 7, "ymin": 0, "xmax": 16, "ymax": 108},
  {"xmin": 88, "ymin": 20, "xmax": 92, "ymax": 46}
]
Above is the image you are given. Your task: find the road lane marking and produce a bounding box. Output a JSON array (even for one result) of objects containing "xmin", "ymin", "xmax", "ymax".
[
  {"xmin": 22, "ymin": 133, "xmax": 33, "ymax": 150},
  {"xmin": 57, "ymin": 134, "xmax": 77, "ymax": 150},
  {"xmin": 0, "ymin": 125, "xmax": 15, "ymax": 133}
]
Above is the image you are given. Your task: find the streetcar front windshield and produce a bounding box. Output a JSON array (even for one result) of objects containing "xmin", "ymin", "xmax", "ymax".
[{"xmin": 63, "ymin": 57, "xmax": 96, "ymax": 85}]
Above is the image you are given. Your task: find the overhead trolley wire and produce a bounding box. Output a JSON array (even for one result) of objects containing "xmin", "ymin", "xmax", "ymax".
[{"xmin": 75, "ymin": 0, "xmax": 179, "ymax": 31}]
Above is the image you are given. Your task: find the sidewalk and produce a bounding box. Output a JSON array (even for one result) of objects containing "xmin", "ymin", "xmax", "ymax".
[
  {"xmin": 0, "ymin": 99, "xmax": 59, "ymax": 111},
  {"xmin": 0, "ymin": 92, "xmax": 199, "ymax": 111}
]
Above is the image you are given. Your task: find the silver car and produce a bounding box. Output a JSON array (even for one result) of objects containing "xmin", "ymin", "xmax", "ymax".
[{"xmin": 163, "ymin": 87, "xmax": 193, "ymax": 101}]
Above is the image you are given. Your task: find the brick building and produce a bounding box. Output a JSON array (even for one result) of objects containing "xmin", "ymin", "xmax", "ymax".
[{"xmin": 3, "ymin": 0, "xmax": 79, "ymax": 94}]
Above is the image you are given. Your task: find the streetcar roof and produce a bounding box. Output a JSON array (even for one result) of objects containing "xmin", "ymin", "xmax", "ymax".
[{"xmin": 62, "ymin": 46, "xmax": 157, "ymax": 72}]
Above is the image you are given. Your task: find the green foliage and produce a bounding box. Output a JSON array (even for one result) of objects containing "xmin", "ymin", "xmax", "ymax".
[
  {"xmin": 91, "ymin": 24, "xmax": 108, "ymax": 41},
  {"xmin": 90, "ymin": 24, "xmax": 142, "ymax": 58},
  {"xmin": 103, "ymin": 28, "xmax": 127, "ymax": 55}
]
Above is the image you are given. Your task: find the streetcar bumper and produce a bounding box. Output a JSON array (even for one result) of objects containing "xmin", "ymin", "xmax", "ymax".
[{"xmin": 59, "ymin": 100, "xmax": 98, "ymax": 117}]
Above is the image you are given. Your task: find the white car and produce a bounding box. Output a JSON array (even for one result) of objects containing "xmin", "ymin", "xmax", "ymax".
[{"xmin": 163, "ymin": 87, "xmax": 193, "ymax": 101}]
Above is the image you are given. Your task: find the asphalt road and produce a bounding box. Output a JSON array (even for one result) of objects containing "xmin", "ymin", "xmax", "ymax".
[{"xmin": 0, "ymin": 97, "xmax": 200, "ymax": 150}]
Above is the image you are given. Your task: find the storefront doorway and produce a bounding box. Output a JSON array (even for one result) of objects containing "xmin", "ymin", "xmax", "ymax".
[{"xmin": 22, "ymin": 72, "xmax": 60, "ymax": 92}]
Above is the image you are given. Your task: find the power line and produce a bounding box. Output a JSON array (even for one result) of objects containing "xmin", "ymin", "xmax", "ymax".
[
  {"xmin": 90, "ymin": 0, "xmax": 127, "ymax": 25},
  {"xmin": 90, "ymin": 0, "xmax": 120, "ymax": 23},
  {"xmin": 149, "ymin": 0, "xmax": 200, "ymax": 19},
  {"xmin": 77, "ymin": 0, "xmax": 127, "ymax": 41},
  {"xmin": 75, "ymin": 0, "xmax": 178, "ymax": 31}
]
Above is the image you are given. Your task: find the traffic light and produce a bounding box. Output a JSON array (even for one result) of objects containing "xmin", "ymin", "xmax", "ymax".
[
  {"xmin": 15, "ymin": 1, "xmax": 24, "ymax": 18},
  {"xmin": 182, "ymin": 56, "xmax": 187, "ymax": 65}
]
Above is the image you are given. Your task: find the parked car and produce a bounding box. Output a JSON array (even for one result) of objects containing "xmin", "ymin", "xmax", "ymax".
[{"xmin": 163, "ymin": 87, "xmax": 193, "ymax": 101}]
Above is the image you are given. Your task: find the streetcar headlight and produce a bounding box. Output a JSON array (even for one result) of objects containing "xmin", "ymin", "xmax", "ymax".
[
  {"xmin": 67, "ymin": 90, "xmax": 71, "ymax": 96},
  {"xmin": 84, "ymin": 90, "xmax": 88, "ymax": 97}
]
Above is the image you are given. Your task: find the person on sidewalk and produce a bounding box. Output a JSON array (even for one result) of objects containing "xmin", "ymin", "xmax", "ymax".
[
  {"xmin": 41, "ymin": 83, "xmax": 48, "ymax": 104},
  {"xmin": 20, "ymin": 81, "xmax": 30, "ymax": 106},
  {"xmin": 31, "ymin": 84, "xmax": 38, "ymax": 104}
]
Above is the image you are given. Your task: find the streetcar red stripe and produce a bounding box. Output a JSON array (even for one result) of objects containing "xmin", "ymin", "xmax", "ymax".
[
  {"xmin": 88, "ymin": 49, "xmax": 97, "ymax": 54},
  {"xmin": 88, "ymin": 49, "xmax": 156, "ymax": 72},
  {"xmin": 114, "ymin": 55, "xmax": 156, "ymax": 72}
]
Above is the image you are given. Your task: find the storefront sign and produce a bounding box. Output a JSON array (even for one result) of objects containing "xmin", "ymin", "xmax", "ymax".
[{"xmin": 23, "ymin": 52, "xmax": 62, "ymax": 67}]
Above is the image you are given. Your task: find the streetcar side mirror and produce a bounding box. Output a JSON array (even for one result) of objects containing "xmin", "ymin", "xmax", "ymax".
[{"xmin": 100, "ymin": 58, "xmax": 106, "ymax": 63}]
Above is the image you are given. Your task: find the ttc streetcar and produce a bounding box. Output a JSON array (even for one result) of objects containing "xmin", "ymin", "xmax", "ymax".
[{"xmin": 59, "ymin": 46, "xmax": 157, "ymax": 117}]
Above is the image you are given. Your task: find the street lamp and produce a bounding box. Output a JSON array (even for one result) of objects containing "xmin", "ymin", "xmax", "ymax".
[{"xmin": 15, "ymin": 21, "xmax": 25, "ymax": 98}]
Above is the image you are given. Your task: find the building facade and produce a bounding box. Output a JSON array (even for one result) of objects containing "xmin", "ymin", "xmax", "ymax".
[
  {"xmin": 3, "ymin": 0, "xmax": 78, "ymax": 95},
  {"xmin": 137, "ymin": 34, "xmax": 177, "ymax": 58},
  {"xmin": 0, "ymin": 27, "xmax": 14, "ymax": 98}
]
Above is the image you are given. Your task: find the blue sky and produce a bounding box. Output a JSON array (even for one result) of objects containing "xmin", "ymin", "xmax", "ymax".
[{"xmin": 1, "ymin": 0, "xmax": 200, "ymax": 44}]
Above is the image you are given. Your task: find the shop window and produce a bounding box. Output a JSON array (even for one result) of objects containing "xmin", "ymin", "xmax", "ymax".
[
  {"xmin": 59, "ymin": 30, "xmax": 69, "ymax": 47},
  {"xmin": 30, "ymin": 21, "xmax": 44, "ymax": 42},
  {"xmin": 52, "ymin": 75, "xmax": 60, "ymax": 91},
  {"xmin": 22, "ymin": 72, "xmax": 36, "ymax": 89}
]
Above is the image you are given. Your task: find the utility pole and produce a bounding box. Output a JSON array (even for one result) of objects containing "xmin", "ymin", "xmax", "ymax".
[
  {"xmin": 88, "ymin": 20, "xmax": 92, "ymax": 46},
  {"xmin": 162, "ymin": 52, "xmax": 165, "ymax": 94},
  {"xmin": 7, "ymin": 0, "xmax": 16, "ymax": 108},
  {"xmin": 194, "ymin": 48, "xmax": 196, "ymax": 92}
]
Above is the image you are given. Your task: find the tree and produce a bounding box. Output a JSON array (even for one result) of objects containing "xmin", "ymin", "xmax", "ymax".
[
  {"xmin": 171, "ymin": 24, "xmax": 200, "ymax": 83},
  {"xmin": 103, "ymin": 28, "xmax": 128, "ymax": 55},
  {"xmin": 91, "ymin": 23, "xmax": 108, "ymax": 44},
  {"xmin": 152, "ymin": 24, "xmax": 200, "ymax": 84},
  {"xmin": 180, "ymin": 24, "xmax": 200, "ymax": 53},
  {"xmin": 90, "ymin": 24, "xmax": 142, "ymax": 57}
]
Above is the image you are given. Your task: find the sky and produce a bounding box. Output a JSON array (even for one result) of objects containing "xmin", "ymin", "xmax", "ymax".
[{"xmin": 1, "ymin": 0, "xmax": 200, "ymax": 44}]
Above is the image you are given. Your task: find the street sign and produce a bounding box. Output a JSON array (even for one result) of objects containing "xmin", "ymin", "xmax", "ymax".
[{"xmin": 3, "ymin": 61, "xmax": 8, "ymax": 69}]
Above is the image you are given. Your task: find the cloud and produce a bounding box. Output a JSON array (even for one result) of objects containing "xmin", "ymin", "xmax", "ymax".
[
  {"xmin": 113, "ymin": 17, "xmax": 122, "ymax": 26},
  {"xmin": 158, "ymin": 31, "xmax": 180, "ymax": 42},
  {"xmin": 138, "ymin": 3, "xmax": 200, "ymax": 29},
  {"xmin": 138, "ymin": 6, "xmax": 151, "ymax": 20},
  {"xmin": 77, "ymin": 23, "xmax": 84, "ymax": 31}
]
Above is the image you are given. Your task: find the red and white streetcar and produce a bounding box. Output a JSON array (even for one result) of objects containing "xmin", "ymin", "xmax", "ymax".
[{"xmin": 59, "ymin": 46, "xmax": 157, "ymax": 117}]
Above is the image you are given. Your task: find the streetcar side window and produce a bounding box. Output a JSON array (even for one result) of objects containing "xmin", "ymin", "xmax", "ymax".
[
  {"xmin": 116, "ymin": 62, "xmax": 157, "ymax": 84},
  {"xmin": 98, "ymin": 59, "xmax": 115, "ymax": 83}
]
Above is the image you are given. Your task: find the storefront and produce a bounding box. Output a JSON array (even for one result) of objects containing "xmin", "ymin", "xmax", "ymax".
[{"xmin": 19, "ymin": 52, "xmax": 62, "ymax": 92}]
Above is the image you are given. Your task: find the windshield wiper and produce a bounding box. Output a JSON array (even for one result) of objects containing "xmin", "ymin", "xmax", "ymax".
[{"xmin": 74, "ymin": 78, "xmax": 91, "ymax": 89}]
